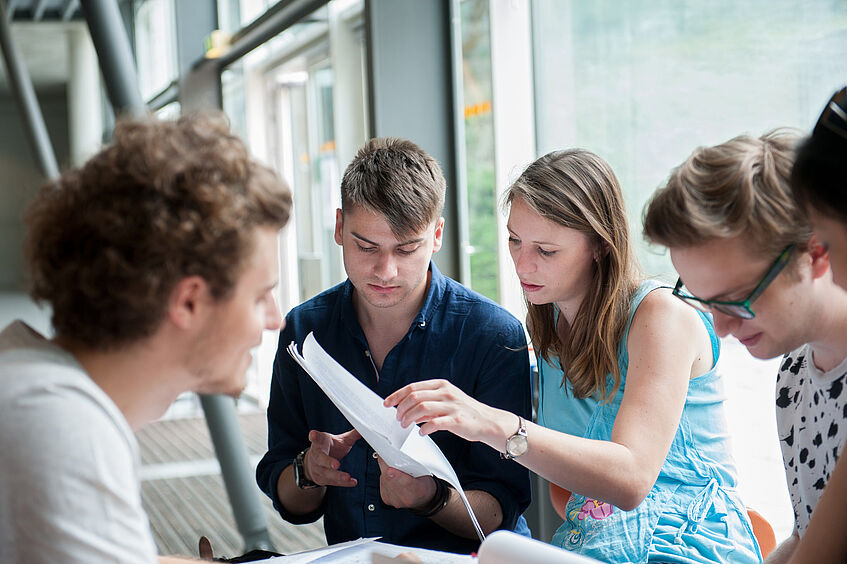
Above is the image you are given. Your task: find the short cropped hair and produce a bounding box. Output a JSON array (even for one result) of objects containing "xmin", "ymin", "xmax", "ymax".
[
  {"xmin": 25, "ymin": 112, "xmax": 292, "ymax": 349},
  {"xmin": 340, "ymin": 137, "xmax": 445, "ymax": 237},
  {"xmin": 644, "ymin": 130, "xmax": 810, "ymax": 258}
]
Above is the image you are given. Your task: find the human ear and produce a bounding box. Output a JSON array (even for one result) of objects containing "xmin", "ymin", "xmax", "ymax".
[
  {"xmin": 808, "ymin": 234, "xmax": 831, "ymax": 280},
  {"xmin": 431, "ymin": 217, "xmax": 445, "ymax": 253},
  {"xmin": 168, "ymin": 276, "xmax": 210, "ymax": 329},
  {"xmin": 334, "ymin": 209, "xmax": 343, "ymax": 246}
]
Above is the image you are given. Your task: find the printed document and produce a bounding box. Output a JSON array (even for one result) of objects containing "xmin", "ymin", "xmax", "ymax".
[{"xmin": 287, "ymin": 333, "xmax": 484, "ymax": 541}]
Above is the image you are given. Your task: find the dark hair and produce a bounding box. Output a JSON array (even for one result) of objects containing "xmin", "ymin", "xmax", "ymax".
[
  {"xmin": 25, "ymin": 112, "xmax": 292, "ymax": 349},
  {"xmin": 505, "ymin": 149, "xmax": 639, "ymax": 400},
  {"xmin": 340, "ymin": 137, "xmax": 445, "ymax": 237},
  {"xmin": 791, "ymin": 87, "xmax": 847, "ymax": 222},
  {"xmin": 644, "ymin": 130, "xmax": 810, "ymax": 258}
]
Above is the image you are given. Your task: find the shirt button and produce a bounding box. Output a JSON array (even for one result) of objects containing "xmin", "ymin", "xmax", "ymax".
[
  {"xmin": 372, "ymin": 451, "xmax": 379, "ymax": 459},
  {"xmin": 368, "ymin": 504, "xmax": 375, "ymax": 512}
]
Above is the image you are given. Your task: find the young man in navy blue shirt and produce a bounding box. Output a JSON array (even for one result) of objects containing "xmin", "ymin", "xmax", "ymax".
[{"xmin": 256, "ymin": 138, "xmax": 532, "ymax": 553}]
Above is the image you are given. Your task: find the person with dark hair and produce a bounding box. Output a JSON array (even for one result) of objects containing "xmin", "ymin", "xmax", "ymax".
[
  {"xmin": 0, "ymin": 113, "xmax": 293, "ymax": 563},
  {"xmin": 386, "ymin": 149, "xmax": 761, "ymax": 562},
  {"xmin": 255, "ymin": 138, "xmax": 532, "ymax": 553},
  {"xmin": 644, "ymin": 127, "xmax": 847, "ymax": 563},
  {"xmin": 785, "ymin": 86, "xmax": 847, "ymax": 564}
]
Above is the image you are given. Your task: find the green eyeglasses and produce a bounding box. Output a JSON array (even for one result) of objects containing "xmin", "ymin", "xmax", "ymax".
[{"xmin": 673, "ymin": 245, "xmax": 795, "ymax": 320}]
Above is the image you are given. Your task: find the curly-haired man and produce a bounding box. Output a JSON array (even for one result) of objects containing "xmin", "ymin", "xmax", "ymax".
[{"xmin": 0, "ymin": 113, "xmax": 292, "ymax": 563}]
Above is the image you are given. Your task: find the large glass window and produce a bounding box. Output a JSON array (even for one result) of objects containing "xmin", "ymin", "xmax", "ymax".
[
  {"xmin": 532, "ymin": 0, "xmax": 847, "ymax": 542},
  {"xmin": 134, "ymin": 0, "xmax": 178, "ymax": 100},
  {"xmin": 219, "ymin": 1, "xmax": 366, "ymax": 406},
  {"xmin": 533, "ymin": 0, "xmax": 847, "ymax": 277},
  {"xmin": 460, "ymin": 0, "xmax": 498, "ymax": 301}
]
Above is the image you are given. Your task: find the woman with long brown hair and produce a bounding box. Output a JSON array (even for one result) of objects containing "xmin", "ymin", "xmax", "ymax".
[{"xmin": 385, "ymin": 149, "xmax": 761, "ymax": 562}]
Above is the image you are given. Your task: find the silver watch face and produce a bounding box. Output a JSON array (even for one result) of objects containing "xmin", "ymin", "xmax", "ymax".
[{"xmin": 506, "ymin": 434, "xmax": 529, "ymax": 457}]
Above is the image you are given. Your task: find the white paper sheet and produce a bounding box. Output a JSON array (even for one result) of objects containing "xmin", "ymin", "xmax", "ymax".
[
  {"xmin": 260, "ymin": 538, "xmax": 474, "ymax": 563},
  {"xmin": 476, "ymin": 531, "xmax": 602, "ymax": 563},
  {"xmin": 255, "ymin": 532, "xmax": 601, "ymax": 563},
  {"xmin": 287, "ymin": 333, "xmax": 485, "ymax": 541}
]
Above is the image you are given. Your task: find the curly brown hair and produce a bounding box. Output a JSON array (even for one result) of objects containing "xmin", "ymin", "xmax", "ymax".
[{"xmin": 24, "ymin": 112, "xmax": 292, "ymax": 349}]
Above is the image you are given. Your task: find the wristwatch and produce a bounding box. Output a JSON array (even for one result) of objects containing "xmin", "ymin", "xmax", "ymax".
[
  {"xmin": 293, "ymin": 447, "xmax": 319, "ymax": 489},
  {"xmin": 502, "ymin": 416, "xmax": 529, "ymax": 460}
]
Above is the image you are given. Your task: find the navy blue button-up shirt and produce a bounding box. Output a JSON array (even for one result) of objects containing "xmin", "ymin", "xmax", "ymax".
[{"xmin": 256, "ymin": 263, "xmax": 532, "ymax": 553}]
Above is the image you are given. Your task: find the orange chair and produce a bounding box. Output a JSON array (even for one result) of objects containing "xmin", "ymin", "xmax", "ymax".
[
  {"xmin": 746, "ymin": 508, "xmax": 776, "ymax": 558},
  {"xmin": 549, "ymin": 482, "xmax": 571, "ymax": 520},
  {"xmin": 548, "ymin": 483, "xmax": 777, "ymax": 558}
]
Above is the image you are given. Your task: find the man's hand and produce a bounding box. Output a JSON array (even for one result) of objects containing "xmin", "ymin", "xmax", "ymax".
[
  {"xmin": 376, "ymin": 456, "xmax": 437, "ymax": 510},
  {"xmin": 304, "ymin": 429, "xmax": 361, "ymax": 487}
]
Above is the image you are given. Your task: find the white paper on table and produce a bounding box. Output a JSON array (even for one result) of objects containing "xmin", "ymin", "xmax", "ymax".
[
  {"xmin": 476, "ymin": 530, "xmax": 602, "ymax": 563},
  {"xmin": 287, "ymin": 332, "xmax": 485, "ymax": 541},
  {"xmin": 258, "ymin": 537, "xmax": 475, "ymax": 563}
]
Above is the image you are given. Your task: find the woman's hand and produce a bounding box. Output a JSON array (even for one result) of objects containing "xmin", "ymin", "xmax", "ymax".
[{"xmin": 384, "ymin": 379, "xmax": 511, "ymax": 448}]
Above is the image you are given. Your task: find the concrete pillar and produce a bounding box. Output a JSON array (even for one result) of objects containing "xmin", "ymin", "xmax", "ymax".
[{"xmin": 67, "ymin": 27, "xmax": 103, "ymax": 166}]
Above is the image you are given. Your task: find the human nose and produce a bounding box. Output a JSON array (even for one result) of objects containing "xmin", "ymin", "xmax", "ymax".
[
  {"xmin": 266, "ymin": 296, "xmax": 283, "ymax": 331},
  {"xmin": 374, "ymin": 251, "xmax": 397, "ymax": 280},
  {"xmin": 711, "ymin": 310, "xmax": 741, "ymax": 338},
  {"xmin": 511, "ymin": 247, "xmax": 534, "ymax": 276}
]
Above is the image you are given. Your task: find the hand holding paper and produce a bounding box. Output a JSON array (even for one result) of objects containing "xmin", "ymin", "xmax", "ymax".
[
  {"xmin": 304, "ymin": 429, "xmax": 361, "ymax": 488},
  {"xmin": 287, "ymin": 333, "xmax": 485, "ymax": 541}
]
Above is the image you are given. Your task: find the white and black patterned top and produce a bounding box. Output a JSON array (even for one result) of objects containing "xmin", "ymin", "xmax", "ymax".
[{"xmin": 776, "ymin": 343, "xmax": 847, "ymax": 535}]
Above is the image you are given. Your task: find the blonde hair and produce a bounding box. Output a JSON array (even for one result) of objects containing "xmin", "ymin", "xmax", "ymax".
[
  {"xmin": 506, "ymin": 149, "xmax": 640, "ymax": 400},
  {"xmin": 644, "ymin": 130, "xmax": 810, "ymax": 257}
]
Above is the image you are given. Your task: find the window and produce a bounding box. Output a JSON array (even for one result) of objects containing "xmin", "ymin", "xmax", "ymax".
[
  {"xmin": 460, "ymin": 0, "xmax": 498, "ymax": 301},
  {"xmin": 533, "ymin": 0, "xmax": 847, "ymax": 276},
  {"xmin": 134, "ymin": 0, "xmax": 178, "ymax": 100}
]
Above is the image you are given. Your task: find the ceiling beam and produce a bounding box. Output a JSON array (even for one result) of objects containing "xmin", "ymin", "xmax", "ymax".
[
  {"xmin": 62, "ymin": 0, "xmax": 80, "ymax": 20},
  {"xmin": 6, "ymin": 0, "xmax": 20, "ymax": 20},
  {"xmin": 32, "ymin": 0, "xmax": 49, "ymax": 20}
]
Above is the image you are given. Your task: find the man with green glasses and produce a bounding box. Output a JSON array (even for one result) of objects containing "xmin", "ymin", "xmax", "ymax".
[{"xmin": 644, "ymin": 129, "xmax": 847, "ymax": 563}]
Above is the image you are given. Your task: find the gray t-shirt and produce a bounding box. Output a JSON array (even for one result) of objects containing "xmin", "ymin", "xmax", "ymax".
[
  {"xmin": 0, "ymin": 321, "xmax": 157, "ymax": 564},
  {"xmin": 776, "ymin": 343, "xmax": 847, "ymax": 536}
]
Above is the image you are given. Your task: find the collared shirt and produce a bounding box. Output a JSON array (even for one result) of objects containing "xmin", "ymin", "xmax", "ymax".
[{"xmin": 256, "ymin": 262, "xmax": 532, "ymax": 553}]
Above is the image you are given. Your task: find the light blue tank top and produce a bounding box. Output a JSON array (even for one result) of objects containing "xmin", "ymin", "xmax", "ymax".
[{"xmin": 538, "ymin": 280, "xmax": 762, "ymax": 563}]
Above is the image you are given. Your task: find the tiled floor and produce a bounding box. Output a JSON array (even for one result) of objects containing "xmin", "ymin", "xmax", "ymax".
[{"xmin": 137, "ymin": 407, "xmax": 326, "ymax": 559}]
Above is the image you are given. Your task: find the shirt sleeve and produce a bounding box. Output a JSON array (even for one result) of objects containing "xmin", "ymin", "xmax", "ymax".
[
  {"xmin": 451, "ymin": 313, "xmax": 533, "ymax": 531},
  {"xmin": 255, "ymin": 322, "xmax": 326, "ymax": 524},
  {"xmin": 1, "ymin": 383, "xmax": 157, "ymax": 564}
]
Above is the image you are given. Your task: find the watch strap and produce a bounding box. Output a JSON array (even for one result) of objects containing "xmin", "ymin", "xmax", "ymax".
[{"xmin": 294, "ymin": 447, "xmax": 319, "ymax": 489}]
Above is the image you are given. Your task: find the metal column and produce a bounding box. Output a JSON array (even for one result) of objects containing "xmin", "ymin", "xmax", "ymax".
[
  {"xmin": 199, "ymin": 395, "xmax": 274, "ymax": 551},
  {"xmin": 79, "ymin": 0, "xmax": 145, "ymax": 117},
  {"xmin": 0, "ymin": 0, "xmax": 59, "ymax": 178}
]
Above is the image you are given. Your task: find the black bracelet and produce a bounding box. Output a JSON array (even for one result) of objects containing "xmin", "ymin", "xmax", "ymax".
[{"xmin": 409, "ymin": 477, "xmax": 451, "ymax": 518}]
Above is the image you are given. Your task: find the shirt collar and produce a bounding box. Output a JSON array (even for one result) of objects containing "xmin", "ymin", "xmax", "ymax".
[{"xmin": 339, "ymin": 260, "xmax": 446, "ymax": 333}]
